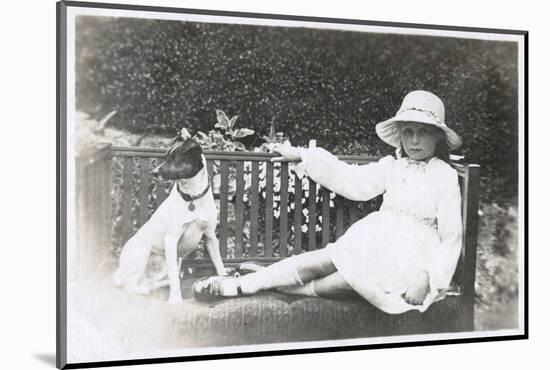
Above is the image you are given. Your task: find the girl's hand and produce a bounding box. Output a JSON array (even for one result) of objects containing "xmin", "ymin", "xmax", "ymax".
[
  {"xmin": 404, "ymin": 271, "xmax": 430, "ymax": 305},
  {"xmin": 271, "ymin": 143, "xmax": 302, "ymax": 162}
]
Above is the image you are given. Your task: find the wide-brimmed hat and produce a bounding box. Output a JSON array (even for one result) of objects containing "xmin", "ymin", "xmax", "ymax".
[{"xmin": 375, "ymin": 90, "xmax": 462, "ymax": 150}]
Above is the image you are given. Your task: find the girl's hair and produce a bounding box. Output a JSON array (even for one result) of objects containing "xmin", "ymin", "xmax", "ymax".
[
  {"xmin": 434, "ymin": 140, "xmax": 451, "ymax": 163},
  {"xmin": 398, "ymin": 128, "xmax": 451, "ymax": 163}
]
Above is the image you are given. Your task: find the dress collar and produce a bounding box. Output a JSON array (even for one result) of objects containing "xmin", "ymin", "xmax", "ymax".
[
  {"xmin": 394, "ymin": 147, "xmax": 437, "ymax": 166},
  {"xmin": 404, "ymin": 156, "xmax": 437, "ymax": 166}
]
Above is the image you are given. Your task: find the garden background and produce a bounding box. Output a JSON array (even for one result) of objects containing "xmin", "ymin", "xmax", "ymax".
[{"xmin": 75, "ymin": 16, "xmax": 520, "ymax": 330}]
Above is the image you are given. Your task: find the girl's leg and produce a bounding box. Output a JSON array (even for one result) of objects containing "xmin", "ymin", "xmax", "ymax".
[
  {"xmin": 278, "ymin": 271, "xmax": 354, "ymax": 298},
  {"xmin": 205, "ymin": 248, "xmax": 336, "ymax": 297},
  {"xmin": 240, "ymin": 248, "xmax": 336, "ymax": 294},
  {"xmin": 295, "ymin": 248, "xmax": 337, "ymax": 282},
  {"xmin": 312, "ymin": 271, "xmax": 355, "ymax": 297}
]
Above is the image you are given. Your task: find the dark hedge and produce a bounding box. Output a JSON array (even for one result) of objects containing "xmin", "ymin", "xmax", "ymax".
[{"xmin": 75, "ymin": 16, "xmax": 519, "ymax": 201}]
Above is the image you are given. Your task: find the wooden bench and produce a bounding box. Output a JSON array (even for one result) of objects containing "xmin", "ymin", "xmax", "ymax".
[{"xmin": 76, "ymin": 144, "xmax": 480, "ymax": 341}]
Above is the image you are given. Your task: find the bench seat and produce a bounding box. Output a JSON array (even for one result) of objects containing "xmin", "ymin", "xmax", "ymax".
[{"xmin": 173, "ymin": 291, "xmax": 464, "ymax": 347}]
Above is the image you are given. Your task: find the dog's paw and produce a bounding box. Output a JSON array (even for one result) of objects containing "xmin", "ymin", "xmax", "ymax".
[{"xmin": 168, "ymin": 295, "xmax": 183, "ymax": 304}]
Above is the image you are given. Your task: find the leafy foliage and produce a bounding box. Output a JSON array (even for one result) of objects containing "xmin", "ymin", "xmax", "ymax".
[
  {"xmin": 474, "ymin": 202, "xmax": 518, "ymax": 329},
  {"xmin": 213, "ymin": 109, "xmax": 254, "ymax": 140},
  {"xmin": 476, "ymin": 203, "xmax": 518, "ymax": 305}
]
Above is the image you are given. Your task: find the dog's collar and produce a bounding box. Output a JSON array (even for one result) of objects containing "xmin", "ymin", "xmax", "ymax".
[{"xmin": 176, "ymin": 182, "xmax": 210, "ymax": 211}]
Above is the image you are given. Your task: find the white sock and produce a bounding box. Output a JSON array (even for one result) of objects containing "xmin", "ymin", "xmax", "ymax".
[
  {"xmin": 241, "ymin": 256, "xmax": 304, "ymax": 294},
  {"xmin": 211, "ymin": 256, "xmax": 305, "ymax": 297}
]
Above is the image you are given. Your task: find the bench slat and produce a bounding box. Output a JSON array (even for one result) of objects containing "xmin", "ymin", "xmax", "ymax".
[
  {"xmin": 138, "ymin": 158, "xmax": 150, "ymax": 228},
  {"xmin": 308, "ymin": 179, "xmax": 317, "ymax": 251},
  {"xmin": 335, "ymin": 196, "xmax": 345, "ymax": 239},
  {"xmin": 219, "ymin": 160, "xmax": 229, "ymax": 258},
  {"xmin": 321, "ymin": 187, "xmax": 330, "ymax": 248},
  {"xmin": 182, "ymin": 257, "xmax": 285, "ymax": 269},
  {"xmin": 111, "ymin": 147, "xmax": 379, "ymax": 163},
  {"xmin": 235, "ymin": 161, "xmax": 244, "ymax": 258},
  {"xmin": 348, "ymin": 203, "xmax": 359, "ymax": 227},
  {"xmin": 293, "ymin": 173, "xmax": 303, "ymax": 255},
  {"xmin": 100, "ymin": 155, "xmax": 112, "ymax": 249},
  {"xmin": 121, "ymin": 157, "xmax": 134, "ymax": 243},
  {"xmin": 103, "ymin": 156, "xmax": 113, "ymax": 248},
  {"xmin": 250, "ymin": 161, "xmax": 259, "ymax": 257},
  {"xmin": 279, "ymin": 162, "xmax": 289, "ymax": 257},
  {"xmin": 265, "ymin": 162, "xmax": 274, "ymax": 257},
  {"xmin": 90, "ymin": 162, "xmax": 100, "ymax": 250},
  {"xmin": 207, "ymin": 160, "xmax": 214, "ymax": 187}
]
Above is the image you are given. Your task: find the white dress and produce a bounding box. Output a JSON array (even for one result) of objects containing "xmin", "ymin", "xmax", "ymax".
[{"xmin": 297, "ymin": 148, "xmax": 463, "ymax": 314}]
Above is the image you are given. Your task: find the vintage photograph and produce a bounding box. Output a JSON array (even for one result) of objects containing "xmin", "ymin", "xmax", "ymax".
[{"xmin": 58, "ymin": 1, "xmax": 526, "ymax": 368}]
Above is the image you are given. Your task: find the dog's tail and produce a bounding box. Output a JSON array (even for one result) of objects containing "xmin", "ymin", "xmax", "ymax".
[{"xmin": 95, "ymin": 110, "xmax": 117, "ymax": 133}]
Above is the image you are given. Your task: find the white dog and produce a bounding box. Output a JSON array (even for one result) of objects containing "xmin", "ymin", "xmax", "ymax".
[{"xmin": 113, "ymin": 129, "xmax": 226, "ymax": 303}]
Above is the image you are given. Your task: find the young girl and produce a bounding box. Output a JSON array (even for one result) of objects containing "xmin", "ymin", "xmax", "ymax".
[{"xmin": 193, "ymin": 90, "xmax": 463, "ymax": 314}]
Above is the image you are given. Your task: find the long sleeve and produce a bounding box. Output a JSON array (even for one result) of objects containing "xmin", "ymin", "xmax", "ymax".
[
  {"xmin": 297, "ymin": 147, "xmax": 394, "ymax": 202},
  {"xmin": 426, "ymin": 171, "xmax": 463, "ymax": 293}
]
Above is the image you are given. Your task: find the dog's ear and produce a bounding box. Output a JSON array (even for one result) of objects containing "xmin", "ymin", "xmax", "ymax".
[
  {"xmin": 180, "ymin": 128, "xmax": 192, "ymax": 140},
  {"xmin": 169, "ymin": 127, "xmax": 193, "ymax": 146},
  {"xmin": 167, "ymin": 129, "xmax": 197, "ymax": 156}
]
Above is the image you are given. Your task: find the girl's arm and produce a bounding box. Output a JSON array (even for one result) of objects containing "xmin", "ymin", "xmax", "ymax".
[
  {"xmin": 427, "ymin": 171, "xmax": 463, "ymax": 293},
  {"xmin": 287, "ymin": 146, "xmax": 393, "ymax": 202}
]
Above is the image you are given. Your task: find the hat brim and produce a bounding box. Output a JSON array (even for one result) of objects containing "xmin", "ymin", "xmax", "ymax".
[{"xmin": 375, "ymin": 110, "xmax": 462, "ymax": 151}]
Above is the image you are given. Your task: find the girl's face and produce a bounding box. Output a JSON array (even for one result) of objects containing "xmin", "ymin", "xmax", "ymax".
[{"xmin": 399, "ymin": 122, "xmax": 442, "ymax": 161}]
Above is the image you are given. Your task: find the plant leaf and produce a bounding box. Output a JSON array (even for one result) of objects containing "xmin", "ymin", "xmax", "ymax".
[
  {"xmin": 232, "ymin": 128, "xmax": 255, "ymax": 138},
  {"xmin": 229, "ymin": 115, "xmax": 239, "ymax": 129},
  {"xmin": 216, "ymin": 109, "xmax": 229, "ymax": 129}
]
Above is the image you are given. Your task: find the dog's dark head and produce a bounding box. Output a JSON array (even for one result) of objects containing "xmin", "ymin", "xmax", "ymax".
[{"xmin": 153, "ymin": 135, "xmax": 204, "ymax": 180}]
